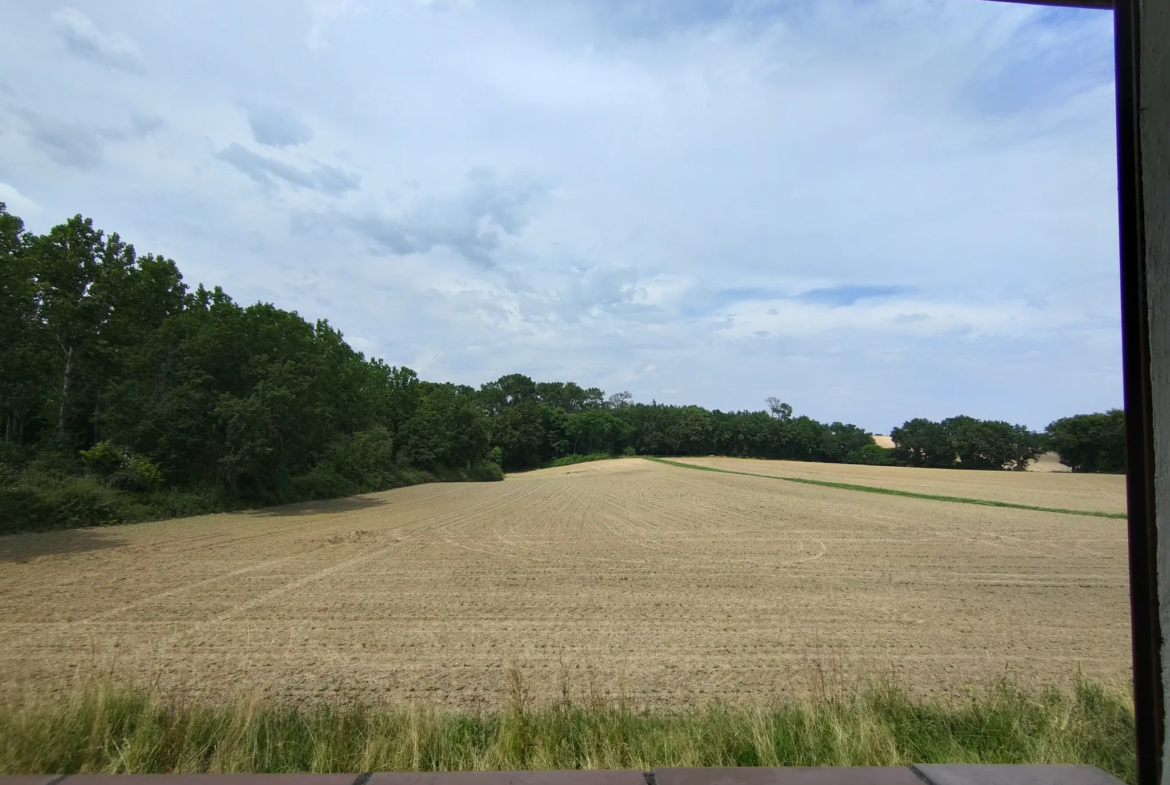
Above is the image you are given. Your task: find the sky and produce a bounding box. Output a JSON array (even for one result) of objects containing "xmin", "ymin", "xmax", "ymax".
[{"xmin": 0, "ymin": 0, "xmax": 1121, "ymax": 434}]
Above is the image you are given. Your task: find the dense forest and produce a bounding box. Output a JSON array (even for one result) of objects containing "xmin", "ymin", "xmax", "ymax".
[{"xmin": 0, "ymin": 207, "xmax": 1126, "ymax": 533}]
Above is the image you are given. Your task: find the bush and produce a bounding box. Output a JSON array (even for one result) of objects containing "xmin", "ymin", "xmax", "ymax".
[
  {"xmin": 622, "ymin": 445, "xmax": 637, "ymax": 456},
  {"xmin": 436, "ymin": 463, "xmax": 505, "ymax": 483},
  {"xmin": 318, "ymin": 427, "xmax": 397, "ymax": 491},
  {"xmin": 80, "ymin": 442, "xmax": 162, "ymax": 492},
  {"xmin": 550, "ymin": 452, "xmax": 616, "ymax": 468},
  {"xmin": 138, "ymin": 488, "xmax": 226, "ymax": 519},
  {"xmin": 287, "ymin": 469, "xmax": 358, "ymax": 501},
  {"xmin": 845, "ymin": 443, "xmax": 898, "ymax": 466},
  {"xmin": 0, "ymin": 476, "xmax": 135, "ymax": 535},
  {"xmin": 24, "ymin": 452, "xmax": 83, "ymax": 480},
  {"xmin": 0, "ymin": 440, "xmax": 30, "ymax": 467},
  {"xmin": 79, "ymin": 441, "xmax": 126, "ymax": 477}
]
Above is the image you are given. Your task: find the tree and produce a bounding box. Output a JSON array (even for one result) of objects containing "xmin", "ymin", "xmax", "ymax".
[
  {"xmin": 566, "ymin": 408, "xmax": 633, "ymax": 455},
  {"xmin": 537, "ymin": 403, "xmax": 570, "ymax": 461},
  {"xmin": 479, "ymin": 373, "xmax": 537, "ymax": 414},
  {"xmin": 398, "ymin": 383, "xmax": 492, "ymax": 471},
  {"xmin": 765, "ymin": 397, "xmax": 793, "ymax": 421},
  {"xmin": 0, "ymin": 204, "xmax": 41, "ymax": 446},
  {"xmin": 607, "ymin": 391, "xmax": 633, "ymax": 409},
  {"xmin": 1046, "ymin": 410, "xmax": 1125, "ymax": 473},
  {"xmin": 941, "ymin": 416, "xmax": 1041, "ymax": 471},
  {"xmin": 891, "ymin": 419, "xmax": 955, "ymax": 468}
]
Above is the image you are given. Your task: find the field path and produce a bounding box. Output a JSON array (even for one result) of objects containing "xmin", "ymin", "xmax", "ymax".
[{"xmin": 0, "ymin": 458, "xmax": 1131, "ymax": 708}]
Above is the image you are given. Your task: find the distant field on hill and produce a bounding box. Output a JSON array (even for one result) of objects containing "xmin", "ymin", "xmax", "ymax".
[
  {"xmin": 0, "ymin": 457, "xmax": 1131, "ymax": 709},
  {"xmin": 674, "ymin": 455, "xmax": 1125, "ymax": 515}
]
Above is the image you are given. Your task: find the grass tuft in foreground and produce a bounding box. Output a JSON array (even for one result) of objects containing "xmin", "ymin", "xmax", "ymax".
[
  {"xmin": 0, "ymin": 676, "xmax": 1135, "ymax": 783},
  {"xmin": 646, "ymin": 458, "xmax": 1127, "ymax": 520}
]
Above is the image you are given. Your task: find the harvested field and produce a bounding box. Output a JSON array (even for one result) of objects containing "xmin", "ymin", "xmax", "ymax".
[
  {"xmin": 672, "ymin": 456, "xmax": 1125, "ymax": 515},
  {"xmin": 0, "ymin": 458, "xmax": 1131, "ymax": 709}
]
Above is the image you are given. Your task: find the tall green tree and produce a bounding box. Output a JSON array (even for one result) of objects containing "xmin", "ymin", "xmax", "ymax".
[
  {"xmin": 1046, "ymin": 410, "xmax": 1125, "ymax": 473},
  {"xmin": 942, "ymin": 415, "xmax": 1041, "ymax": 471},
  {"xmin": 891, "ymin": 418, "xmax": 955, "ymax": 468},
  {"xmin": 0, "ymin": 204, "xmax": 40, "ymax": 446}
]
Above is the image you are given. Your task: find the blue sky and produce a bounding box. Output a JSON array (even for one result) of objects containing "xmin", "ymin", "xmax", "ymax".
[{"xmin": 0, "ymin": 0, "xmax": 1120, "ymax": 433}]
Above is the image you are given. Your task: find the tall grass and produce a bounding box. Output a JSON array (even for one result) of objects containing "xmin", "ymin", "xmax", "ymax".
[{"xmin": 0, "ymin": 673, "xmax": 1135, "ymax": 783}]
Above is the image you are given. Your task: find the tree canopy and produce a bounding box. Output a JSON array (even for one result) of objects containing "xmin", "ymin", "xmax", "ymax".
[
  {"xmin": 1045, "ymin": 410, "xmax": 1125, "ymax": 473},
  {"xmin": 0, "ymin": 206, "xmax": 1125, "ymax": 533}
]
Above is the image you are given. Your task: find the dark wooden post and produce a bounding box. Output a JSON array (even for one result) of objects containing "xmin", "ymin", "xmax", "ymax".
[{"xmin": 1114, "ymin": 0, "xmax": 1167, "ymax": 782}]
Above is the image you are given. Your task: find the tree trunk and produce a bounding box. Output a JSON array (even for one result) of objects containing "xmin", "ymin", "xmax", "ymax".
[
  {"xmin": 92, "ymin": 393, "xmax": 101, "ymax": 446},
  {"xmin": 57, "ymin": 344, "xmax": 73, "ymax": 442}
]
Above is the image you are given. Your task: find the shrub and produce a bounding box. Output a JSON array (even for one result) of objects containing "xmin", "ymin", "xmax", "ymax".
[
  {"xmin": 550, "ymin": 452, "xmax": 615, "ymax": 468},
  {"xmin": 287, "ymin": 469, "xmax": 358, "ymax": 501},
  {"xmin": 0, "ymin": 476, "xmax": 134, "ymax": 535},
  {"xmin": 436, "ymin": 463, "xmax": 505, "ymax": 483},
  {"xmin": 467, "ymin": 462, "xmax": 505, "ymax": 482},
  {"xmin": 319, "ymin": 427, "xmax": 397, "ymax": 491},
  {"xmin": 845, "ymin": 443, "xmax": 898, "ymax": 466},
  {"xmin": 0, "ymin": 440, "xmax": 29, "ymax": 467},
  {"xmin": 80, "ymin": 442, "xmax": 162, "ymax": 492},
  {"xmin": 79, "ymin": 441, "xmax": 127, "ymax": 477}
]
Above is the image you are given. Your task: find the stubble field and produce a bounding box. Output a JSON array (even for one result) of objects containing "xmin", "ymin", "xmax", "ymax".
[{"xmin": 0, "ymin": 457, "xmax": 1131, "ymax": 710}]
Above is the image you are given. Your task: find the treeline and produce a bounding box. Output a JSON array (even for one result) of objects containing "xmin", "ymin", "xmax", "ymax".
[
  {"xmin": 0, "ymin": 207, "xmax": 504, "ymax": 533},
  {"xmin": 0, "ymin": 208, "xmax": 1125, "ymax": 533},
  {"xmin": 885, "ymin": 412, "xmax": 1125, "ymax": 473}
]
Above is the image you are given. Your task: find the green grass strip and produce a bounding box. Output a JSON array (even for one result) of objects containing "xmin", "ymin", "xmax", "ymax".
[
  {"xmin": 646, "ymin": 457, "xmax": 1127, "ymax": 520},
  {"xmin": 0, "ymin": 677, "xmax": 1137, "ymax": 782}
]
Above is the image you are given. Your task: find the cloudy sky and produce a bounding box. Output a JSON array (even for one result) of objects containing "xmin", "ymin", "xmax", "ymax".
[{"xmin": 0, "ymin": 0, "xmax": 1119, "ymax": 433}]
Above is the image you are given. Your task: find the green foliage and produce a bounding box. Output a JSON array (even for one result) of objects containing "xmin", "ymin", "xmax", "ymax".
[
  {"xmin": 78, "ymin": 441, "xmax": 126, "ymax": 476},
  {"xmin": 320, "ymin": 427, "xmax": 398, "ymax": 491},
  {"xmin": 0, "ymin": 676, "xmax": 1135, "ymax": 783},
  {"xmin": 437, "ymin": 462, "xmax": 505, "ymax": 482},
  {"xmin": 397, "ymin": 383, "xmax": 493, "ymax": 472},
  {"xmin": 0, "ymin": 205, "xmax": 1124, "ymax": 533},
  {"xmin": 845, "ymin": 443, "xmax": 897, "ymax": 466},
  {"xmin": 891, "ymin": 416, "xmax": 1043, "ymax": 471},
  {"xmin": 0, "ymin": 206, "xmax": 509, "ymax": 532},
  {"xmin": 891, "ymin": 418, "xmax": 954, "ymax": 468},
  {"xmin": 1046, "ymin": 410, "xmax": 1125, "ymax": 473},
  {"xmin": 80, "ymin": 441, "xmax": 162, "ymax": 492},
  {"xmin": 943, "ymin": 416, "xmax": 1043, "ymax": 471},
  {"xmin": 549, "ymin": 452, "xmax": 618, "ymax": 467},
  {"xmin": 0, "ymin": 475, "xmax": 135, "ymax": 535}
]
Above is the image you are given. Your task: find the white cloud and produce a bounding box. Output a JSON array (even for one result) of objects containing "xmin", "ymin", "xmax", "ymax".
[
  {"xmin": 216, "ymin": 143, "xmax": 360, "ymax": 196},
  {"xmin": 346, "ymin": 167, "xmax": 549, "ymax": 267},
  {"xmin": 245, "ymin": 104, "xmax": 315, "ymax": 148},
  {"xmin": 0, "ymin": 182, "xmax": 42, "ymax": 218},
  {"xmin": 306, "ymin": 0, "xmax": 364, "ymax": 51},
  {"xmin": 51, "ymin": 7, "xmax": 144, "ymax": 73},
  {"xmin": 0, "ymin": 0, "xmax": 1121, "ymax": 431}
]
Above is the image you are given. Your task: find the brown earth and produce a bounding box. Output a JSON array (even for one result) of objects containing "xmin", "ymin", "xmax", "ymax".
[
  {"xmin": 1027, "ymin": 452, "xmax": 1074, "ymax": 473},
  {"xmin": 0, "ymin": 458, "xmax": 1131, "ymax": 709},
  {"xmin": 675, "ymin": 456, "xmax": 1125, "ymax": 515}
]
